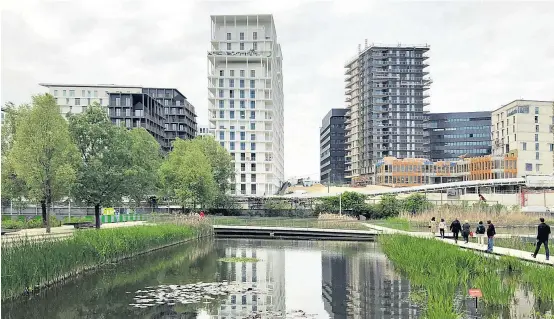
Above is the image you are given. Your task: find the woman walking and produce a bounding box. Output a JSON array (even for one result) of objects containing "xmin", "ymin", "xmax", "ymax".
[
  {"xmin": 429, "ymin": 217, "xmax": 437, "ymax": 237},
  {"xmin": 475, "ymin": 221, "xmax": 486, "ymax": 245},
  {"xmin": 462, "ymin": 220, "xmax": 471, "ymax": 244},
  {"xmin": 439, "ymin": 218, "xmax": 446, "ymax": 239}
]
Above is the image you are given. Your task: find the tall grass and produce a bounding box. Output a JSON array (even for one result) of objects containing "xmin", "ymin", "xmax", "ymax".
[
  {"xmin": 1, "ymin": 224, "xmax": 211, "ymax": 300},
  {"xmin": 379, "ymin": 235, "xmax": 554, "ymax": 318}
]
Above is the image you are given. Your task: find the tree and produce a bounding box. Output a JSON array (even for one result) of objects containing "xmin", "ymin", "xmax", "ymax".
[
  {"xmin": 10, "ymin": 95, "xmax": 79, "ymax": 232},
  {"xmin": 69, "ymin": 104, "xmax": 133, "ymax": 228},
  {"xmin": 403, "ymin": 193, "xmax": 431, "ymax": 213},
  {"xmin": 378, "ymin": 194, "xmax": 401, "ymax": 218},
  {"xmin": 194, "ymin": 136, "xmax": 234, "ymax": 193},
  {"xmin": 159, "ymin": 139, "xmax": 216, "ymax": 213},
  {"xmin": 127, "ymin": 128, "xmax": 162, "ymax": 210}
]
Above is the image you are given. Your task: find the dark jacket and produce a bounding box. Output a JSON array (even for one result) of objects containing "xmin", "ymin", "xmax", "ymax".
[
  {"xmin": 476, "ymin": 224, "xmax": 486, "ymax": 234},
  {"xmin": 450, "ymin": 220, "xmax": 461, "ymax": 233},
  {"xmin": 462, "ymin": 223, "xmax": 471, "ymax": 235},
  {"xmin": 486, "ymin": 223, "xmax": 496, "ymax": 237},
  {"xmin": 537, "ymin": 222, "xmax": 551, "ymax": 241}
]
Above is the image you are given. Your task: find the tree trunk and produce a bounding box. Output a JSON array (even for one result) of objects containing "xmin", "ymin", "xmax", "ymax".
[
  {"xmin": 181, "ymin": 205, "xmax": 185, "ymax": 214},
  {"xmin": 94, "ymin": 204, "xmax": 101, "ymax": 229},
  {"xmin": 41, "ymin": 200, "xmax": 47, "ymax": 227},
  {"xmin": 45, "ymin": 199, "xmax": 51, "ymax": 233}
]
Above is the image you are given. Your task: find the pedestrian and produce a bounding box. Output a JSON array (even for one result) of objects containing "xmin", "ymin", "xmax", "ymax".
[
  {"xmin": 411, "ymin": 208, "xmax": 416, "ymax": 217},
  {"xmin": 450, "ymin": 218, "xmax": 462, "ymax": 243},
  {"xmin": 199, "ymin": 211, "xmax": 205, "ymax": 219},
  {"xmin": 462, "ymin": 220, "xmax": 471, "ymax": 244},
  {"xmin": 429, "ymin": 217, "xmax": 437, "ymax": 237},
  {"xmin": 475, "ymin": 221, "xmax": 486, "ymax": 245},
  {"xmin": 532, "ymin": 217, "xmax": 550, "ymax": 260},
  {"xmin": 486, "ymin": 220, "xmax": 496, "ymax": 253},
  {"xmin": 439, "ymin": 218, "xmax": 446, "ymax": 239}
]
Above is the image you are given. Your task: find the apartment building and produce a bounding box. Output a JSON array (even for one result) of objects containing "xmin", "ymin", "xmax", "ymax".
[
  {"xmin": 39, "ymin": 83, "xmax": 197, "ymax": 149},
  {"xmin": 344, "ymin": 44, "xmax": 430, "ymax": 186},
  {"xmin": 491, "ymin": 100, "xmax": 554, "ymax": 177},
  {"xmin": 426, "ymin": 111, "xmax": 491, "ymax": 161},
  {"xmin": 320, "ymin": 108, "xmax": 348, "ymax": 185},
  {"xmin": 208, "ymin": 15, "xmax": 285, "ymax": 196},
  {"xmin": 198, "ymin": 124, "xmax": 214, "ymax": 137}
]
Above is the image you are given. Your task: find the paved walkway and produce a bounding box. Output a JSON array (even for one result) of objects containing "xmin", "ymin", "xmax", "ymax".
[{"xmin": 364, "ymin": 223, "xmax": 553, "ymax": 266}]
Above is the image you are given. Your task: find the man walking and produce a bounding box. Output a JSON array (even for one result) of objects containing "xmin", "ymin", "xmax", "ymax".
[
  {"xmin": 532, "ymin": 218, "xmax": 550, "ymax": 260},
  {"xmin": 486, "ymin": 220, "xmax": 496, "ymax": 253},
  {"xmin": 450, "ymin": 218, "xmax": 462, "ymax": 244}
]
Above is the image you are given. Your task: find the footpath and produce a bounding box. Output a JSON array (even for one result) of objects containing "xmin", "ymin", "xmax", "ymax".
[{"xmin": 364, "ymin": 223, "xmax": 553, "ymax": 266}]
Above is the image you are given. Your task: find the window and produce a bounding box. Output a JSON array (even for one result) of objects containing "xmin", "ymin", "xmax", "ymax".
[
  {"xmin": 250, "ymin": 123, "xmax": 256, "ymax": 130},
  {"xmin": 536, "ymin": 143, "xmax": 540, "ymax": 151},
  {"xmin": 250, "ymin": 101, "xmax": 256, "ymax": 109},
  {"xmin": 219, "ymin": 131, "xmax": 224, "ymax": 140},
  {"xmin": 253, "ymin": 42, "xmax": 257, "ymax": 50},
  {"xmin": 240, "ymin": 163, "xmax": 246, "ymax": 171},
  {"xmin": 229, "ymin": 79, "xmax": 234, "ymax": 88},
  {"xmin": 219, "ymin": 110, "xmax": 224, "ymax": 118},
  {"xmin": 230, "ymin": 70, "xmax": 235, "ymax": 76},
  {"xmin": 226, "ymin": 33, "xmax": 231, "ymax": 40},
  {"xmin": 535, "ymin": 134, "xmax": 539, "ymax": 142},
  {"xmin": 220, "ymin": 70, "xmax": 224, "ymax": 76},
  {"xmin": 240, "ymin": 70, "xmax": 245, "ymax": 77},
  {"xmin": 251, "ymin": 143, "xmax": 256, "ymax": 150},
  {"xmin": 250, "ymin": 133, "xmax": 256, "ymax": 140},
  {"xmin": 251, "ymin": 184, "xmax": 256, "ymax": 194},
  {"xmin": 250, "ymin": 70, "xmax": 256, "ymax": 77},
  {"xmin": 251, "ymin": 163, "xmax": 256, "ymax": 171},
  {"xmin": 251, "ymin": 153, "xmax": 256, "ymax": 161},
  {"xmin": 250, "ymin": 111, "xmax": 255, "ymax": 119},
  {"xmin": 536, "ymin": 152, "xmax": 540, "ymax": 160},
  {"xmin": 250, "ymin": 80, "xmax": 255, "ymax": 88},
  {"xmin": 115, "ymin": 108, "xmax": 121, "ymax": 116},
  {"xmin": 87, "ymin": 90, "xmax": 91, "ymax": 97},
  {"xmin": 238, "ymin": 90, "xmax": 244, "ymax": 99},
  {"xmin": 125, "ymin": 108, "xmax": 131, "ymax": 116},
  {"xmin": 176, "ymin": 100, "xmax": 181, "ymax": 106},
  {"xmin": 218, "ymin": 90, "xmax": 224, "ymax": 98},
  {"xmin": 230, "ymin": 100, "xmax": 235, "ymax": 108},
  {"xmin": 550, "ymin": 144, "xmax": 554, "ymax": 152},
  {"xmin": 63, "ymin": 90, "xmax": 67, "ymax": 96},
  {"xmin": 230, "ymin": 111, "xmax": 235, "ymax": 119},
  {"xmin": 99, "ymin": 98, "xmax": 103, "ymax": 105},
  {"xmin": 536, "ymin": 125, "xmax": 540, "ymax": 132},
  {"xmin": 535, "ymin": 107, "xmax": 539, "ymax": 114},
  {"xmin": 240, "ymin": 43, "xmax": 244, "ymax": 50},
  {"xmin": 220, "ymin": 142, "xmax": 225, "ymax": 148},
  {"xmin": 125, "ymin": 119, "xmax": 131, "ymax": 128},
  {"xmin": 239, "ymin": 32, "xmax": 244, "ymax": 40},
  {"xmin": 126, "ymin": 97, "xmax": 131, "ymax": 106},
  {"xmin": 522, "ymin": 142, "xmax": 527, "ymax": 151},
  {"xmin": 535, "ymin": 116, "xmax": 539, "ymax": 124},
  {"xmin": 164, "ymin": 100, "xmax": 169, "ymax": 106},
  {"xmin": 240, "ymin": 80, "xmax": 245, "ymax": 88},
  {"xmin": 219, "ymin": 100, "xmax": 224, "ymax": 108},
  {"xmin": 81, "ymin": 90, "xmax": 85, "ymax": 96},
  {"xmin": 240, "ymin": 100, "xmax": 245, "ymax": 108},
  {"xmin": 226, "ymin": 43, "xmax": 231, "ymax": 50},
  {"xmin": 53, "ymin": 90, "xmax": 58, "ymax": 96},
  {"xmin": 240, "ymin": 132, "xmax": 245, "ymax": 140},
  {"xmin": 253, "ymin": 32, "xmax": 257, "ymax": 40},
  {"xmin": 219, "ymin": 79, "xmax": 224, "ymax": 87},
  {"xmin": 75, "ymin": 98, "xmax": 80, "ymax": 105},
  {"xmin": 229, "ymin": 90, "xmax": 234, "ymax": 98},
  {"xmin": 230, "ymin": 131, "xmax": 235, "ymax": 140},
  {"xmin": 250, "ymin": 90, "xmax": 255, "ymax": 98},
  {"xmin": 115, "ymin": 97, "xmax": 121, "ymax": 106},
  {"xmin": 69, "ymin": 90, "xmax": 75, "ymax": 97},
  {"xmin": 240, "ymin": 142, "xmax": 246, "ymax": 151}
]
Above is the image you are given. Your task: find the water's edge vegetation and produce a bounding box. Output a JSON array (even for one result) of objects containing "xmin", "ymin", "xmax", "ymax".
[
  {"xmin": 1, "ymin": 224, "xmax": 213, "ymax": 300},
  {"xmin": 379, "ymin": 235, "xmax": 554, "ymax": 319}
]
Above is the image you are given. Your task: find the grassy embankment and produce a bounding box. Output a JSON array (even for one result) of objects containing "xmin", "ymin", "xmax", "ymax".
[
  {"xmin": 1, "ymin": 223, "xmax": 212, "ymax": 300},
  {"xmin": 380, "ymin": 235, "xmax": 554, "ymax": 319}
]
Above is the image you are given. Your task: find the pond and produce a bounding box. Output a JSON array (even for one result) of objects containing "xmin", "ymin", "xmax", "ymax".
[{"xmin": 2, "ymin": 239, "xmax": 551, "ymax": 318}]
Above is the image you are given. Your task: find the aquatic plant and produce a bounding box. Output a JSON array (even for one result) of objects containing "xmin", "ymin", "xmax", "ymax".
[{"xmin": 1, "ymin": 224, "xmax": 211, "ymax": 300}]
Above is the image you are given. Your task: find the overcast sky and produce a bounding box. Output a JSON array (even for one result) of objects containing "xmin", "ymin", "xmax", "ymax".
[{"xmin": 2, "ymin": 0, "xmax": 554, "ymax": 180}]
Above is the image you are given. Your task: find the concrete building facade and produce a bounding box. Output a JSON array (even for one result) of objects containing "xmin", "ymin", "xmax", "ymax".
[
  {"xmin": 426, "ymin": 111, "xmax": 492, "ymax": 161},
  {"xmin": 208, "ymin": 15, "xmax": 285, "ymax": 196},
  {"xmin": 344, "ymin": 44, "xmax": 430, "ymax": 186},
  {"xmin": 492, "ymin": 100, "xmax": 554, "ymax": 177},
  {"xmin": 320, "ymin": 108, "xmax": 348, "ymax": 185},
  {"xmin": 197, "ymin": 124, "xmax": 214, "ymax": 137}
]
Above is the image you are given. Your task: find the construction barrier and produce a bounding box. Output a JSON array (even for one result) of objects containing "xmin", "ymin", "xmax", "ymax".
[{"xmin": 100, "ymin": 214, "xmax": 144, "ymax": 224}]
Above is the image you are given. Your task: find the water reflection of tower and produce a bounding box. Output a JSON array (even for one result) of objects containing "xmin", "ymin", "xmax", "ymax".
[
  {"xmin": 321, "ymin": 243, "xmax": 420, "ymax": 319},
  {"xmin": 213, "ymin": 245, "xmax": 285, "ymax": 318}
]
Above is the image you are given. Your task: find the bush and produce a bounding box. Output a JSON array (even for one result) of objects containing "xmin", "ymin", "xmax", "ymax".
[
  {"xmin": 2, "ymin": 219, "xmax": 25, "ymax": 229},
  {"xmin": 25, "ymin": 217, "xmax": 43, "ymax": 229}
]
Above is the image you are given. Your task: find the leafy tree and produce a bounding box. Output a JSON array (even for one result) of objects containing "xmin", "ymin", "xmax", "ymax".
[
  {"xmin": 127, "ymin": 128, "xmax": 162, "ymax": 209},
  {"xmin": 10, "ymin": 94, "xmax": 79, "ymax": 232},
  {"xmin": 378, "ymin": 194, "xmax": 401, "ymax": 218},
  {"xmin": 159, "ymin": 139, "xmax": 216, "ymax": 213},
  {"xmin": 69, "ymin": 104, "xmax": 133, "ymax": 228},
  {"xmin": 403, "ymin": 193, "xmax": 431, "ymax": 213},
  {"xmin": 194, "ymin": 136, "xmax": 234, "ymax": 193}
]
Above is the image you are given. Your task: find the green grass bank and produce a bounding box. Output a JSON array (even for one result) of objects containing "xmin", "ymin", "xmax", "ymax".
[
  {"xmin": 379, "ymin": 235, "xmax": 554, "ymax": 319},
  {"xmin": 1, "ymin": 224, "xmax": 212, "ymax": 300}
]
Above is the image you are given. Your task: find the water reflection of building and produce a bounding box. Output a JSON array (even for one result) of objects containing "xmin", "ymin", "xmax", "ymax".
[
  {"xmin": 212, "ymin": 246, "xmax": 285, "ymax": 318},
  {"xmin": 321, "ymin": 243, "xmax": 420, "ymax": 319}
]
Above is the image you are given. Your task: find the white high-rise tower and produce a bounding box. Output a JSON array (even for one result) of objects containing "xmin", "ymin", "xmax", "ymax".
[{"xmin": 208, "ymin": 15, "xmax": 284, "ymax": 196}]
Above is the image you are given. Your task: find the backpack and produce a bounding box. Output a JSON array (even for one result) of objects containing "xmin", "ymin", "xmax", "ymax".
[{"xmin": 477, "ymin": 225, "xmax": 485, "ymax": 234}]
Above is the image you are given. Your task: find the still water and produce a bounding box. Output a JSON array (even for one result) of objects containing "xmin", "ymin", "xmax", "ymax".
[{"xmin": 2, "ymin": 239, "xmax": 422, "ymax": 319}]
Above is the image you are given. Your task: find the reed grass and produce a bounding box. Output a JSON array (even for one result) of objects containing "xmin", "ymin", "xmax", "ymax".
[{"xmin": 1, "ymin": 224, "xmax": 211, "ymax": 300}]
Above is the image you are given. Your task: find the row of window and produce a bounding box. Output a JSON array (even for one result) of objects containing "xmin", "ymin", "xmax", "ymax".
[
  {"xmin": 218, "ymin": 100, "xmax": 256, "ymax": 109},
  {"xmin": 432, "ymin": 125, "xmax": 491, "ymax": 132},
  {"xmin": 218, "ymin": 79, "xmax": 256, "ymax": 88},
  {"xmin": 164, "ymin": 123, "xmax": 186, "ymax": 131},
  {"xmin": 226, "ymin": 31, "xmax": 258, "ymax": 41},
  {"xmin": 219, "ymin": 69, "xmax": 256, "ymax": 77},
  {"xmin": 54, "ymin": 89, "xmax": 99, "ymax": 98},
  {"xmin": 435, "ymin": 133, "xmax": 490, "ymax": 139},
  {"xmin": 219, "ymin": 131, "xmax": 257, "ymax": 141},
  {"xmin": 222, "ymin": 42, "xmax": 258, "ymax": 51},
  {"xmin": 445, "ymin": 148, "xmax": 490, "ymax": 155},
  {"xmin": 521, "ymin": 142, "xmax": 554, "ymax": 152},
  {"xmin": 227, "ymin": 142, "xmax": 257, "ymax": 151},
  {"xmin": 219, "ymin": 110, "xmax": 256, "ymax": 119},
  {"xmin": 441, "ymin": 141, "xmax": 490, "ymax": 147},
  {"xmin": 59, "ymin": 98, "xmax": 102, "ymax": 106},
  {"xmin": 218, "ymin": 90, "xmax": 256, "ymax": 99}
]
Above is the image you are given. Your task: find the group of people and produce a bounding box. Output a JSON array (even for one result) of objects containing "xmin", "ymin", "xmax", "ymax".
[{"xmin": 428, "ymin": 217, "xmax": 551, "ymax": 259}]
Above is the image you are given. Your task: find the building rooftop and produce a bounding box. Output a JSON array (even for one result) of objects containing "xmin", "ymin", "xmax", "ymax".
[
  {"xmin": 39, "ymin": 83, "xmax": 142, "ymax": 89},
  {"xmin": 345, "ymin": 43, "xmax": 430, "ymax": 67},
  {"xmin": 492, "ymin": 99, "xmax": 554, "ymax": 113}
]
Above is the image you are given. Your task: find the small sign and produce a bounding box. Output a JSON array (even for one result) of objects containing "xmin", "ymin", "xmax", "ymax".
[{"xmin": 469, "ymin": 289, "xmax": 482, "ymax": 298}]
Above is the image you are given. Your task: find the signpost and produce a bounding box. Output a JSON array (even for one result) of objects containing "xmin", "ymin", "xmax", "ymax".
[{"xmin": 468, "ymin": 288, "xmax": 482, "ymax": 308}]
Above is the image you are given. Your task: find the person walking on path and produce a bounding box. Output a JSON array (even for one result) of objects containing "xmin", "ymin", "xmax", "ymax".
[
  {"xmin": 438, "ymin": 218, "xmax": 446, "ymax": 239},
  {"xmin": 475, "ymin": 221, "xmax": 486, "ymax": 245},
  {"xmin": 532, "ymin": 218, "xmax": 550, "ymax": 260},
  {"xmin": 486, "ymin": 220, "xmax": 496, "ymax": 253},
  {"xmin": 429, "ymin": 217, "xmax": 437, "ymax": 237},
  {"xmin": 462, "ymin": 220, "xmax": 471, "ymax": 244},
  {"xmin": 450, "ymin": 218, "xmax": 462, "ymax": 243}
]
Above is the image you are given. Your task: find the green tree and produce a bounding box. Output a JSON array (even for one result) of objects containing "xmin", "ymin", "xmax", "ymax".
[
  {"xmin": 403, "ymin": 193, "xmax": 431, "ymax": 213},
  {"xmin": 194, "ymin": 136, "xmax": 234, "ymax": 193},
  {"xmin": 10, "ymin": 95, "xmax": 79, "ymax": 232},
  {"xmin": 378, "ymin": 194, "xmax": 401, "ymax": 218},
  {"xmin": 159, "ymin": 139, "xmax": 216, "ymax": 212},
  {"xmin": 127, "ymin": 128, "xmax": 162, "ymax": 210},
  {"xmin": 69, "ymin": 104, "xmax": 133, "ymax": 228}
]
